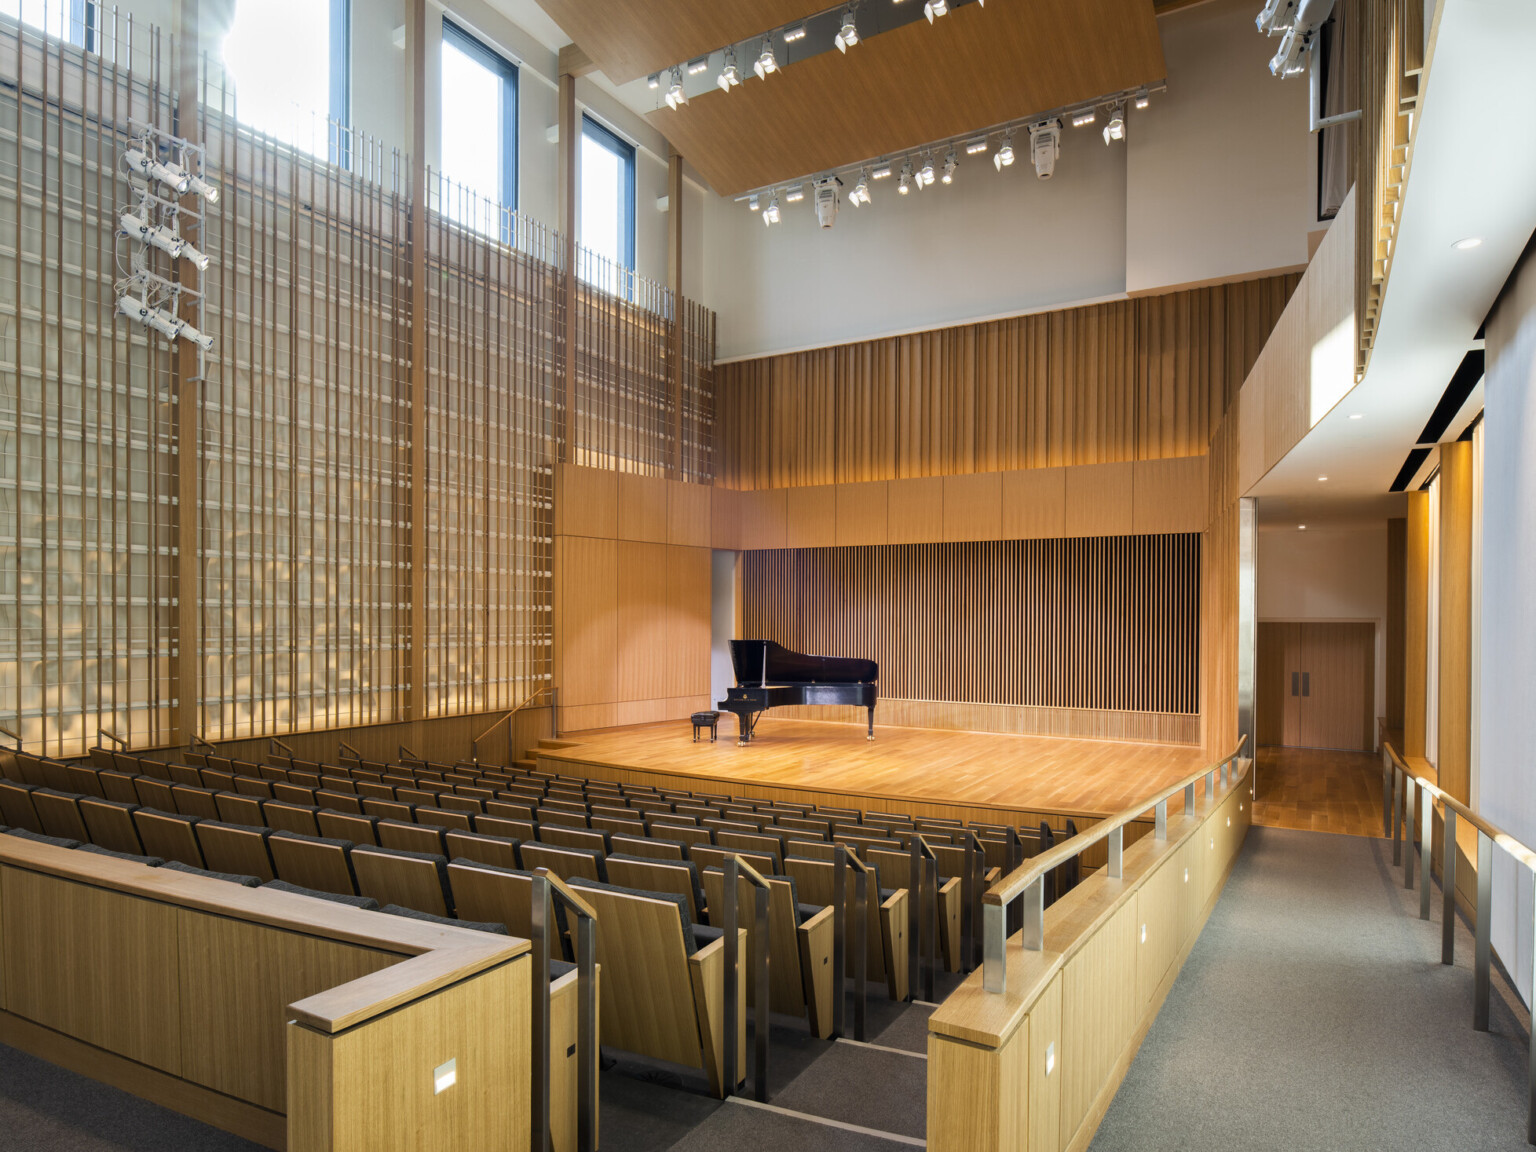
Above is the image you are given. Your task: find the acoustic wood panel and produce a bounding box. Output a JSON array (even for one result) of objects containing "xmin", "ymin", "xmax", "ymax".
[
  {"xmin": 1064, "ymin": 463, "xmax": 1134, "ymax": 539},
  {"xmin": 888, "ymin": 477, "xmax": 947, "ymax": 545},
  {"xmin": 744, "ymin": 536, "xmax": 1200, "ymax": 718},
  {"xmin": 944, "ymin": 473, "xmax": 1004, "ymax": 543},
  {"xmin": 618, "ymin": 474, "xmax": 670, "ymax": 543},
  {"xmin": 1386, "ymin": 517, "xmax": 1406, "ymax": 733},
  {"xmin": 786, "ymin": 485, "xmax": 838, "ymax": 549},
  {"xmin": 1201, "ymin": 398, "xmax": 1242, "ymax": 757},
  {"xmin": 1436, "ymin": 441, "xmax": 1473, "ymax": 802},
  {"xmin": 835, "ymin": 482, "xmax": 890, "ymax": 547},
  {"xmin": 1002, "ymin": 469, "xmax": 1068, "ymax": 540},
  {"xmin": 1404, "ymin": 490, "xmax": 1430, "ymax": 759},
  {"xmin": 716, "ymin": 277, "xmax": 1297, "ymax": 491},
  {"xmin": 649, "ymin": 0, "xmax": 1166, "ymax": 197}
]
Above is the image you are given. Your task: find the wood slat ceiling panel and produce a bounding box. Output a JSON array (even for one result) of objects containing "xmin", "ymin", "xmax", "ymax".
[
  {"xmin": 534, "ymin": 0, "xmax": 832, "ymax": 85},
  {"xmin": 645, "ymin": 0, "xmax": 1167, "ymax": 198}
]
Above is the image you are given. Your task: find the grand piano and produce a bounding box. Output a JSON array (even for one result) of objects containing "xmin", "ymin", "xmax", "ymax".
[{"xmin": 719, "ymin": 639, "xmax": 878, "ymax": 745}]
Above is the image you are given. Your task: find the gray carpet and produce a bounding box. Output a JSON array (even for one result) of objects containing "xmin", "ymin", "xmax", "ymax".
[
  {"xmin": 664, "ymin": 1098, "xmax": 917, "ymax": 1152},
  {"xmin": 0, "ymin": 1042, "xmax": 265, "ymax": 1151},
  {"xmin": 1091, "ymin": 826, "xmax": 1532, "ymax": 1152}
]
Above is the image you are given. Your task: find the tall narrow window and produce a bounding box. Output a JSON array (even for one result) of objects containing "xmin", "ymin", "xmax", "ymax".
[
  {"xmin": 0, "ymin": 0, "xmax": 93, "ymax": 47},
  {"xmin": 222, "ymin": 0, "xmax": 349, "ymax": 161},
  {"xmin": 580, "ymin": 115, "xmax": 636, "ymax": 295},
  {"xmin": 440, "ymin": 20, "xmax": 517, "ymax": 236}
]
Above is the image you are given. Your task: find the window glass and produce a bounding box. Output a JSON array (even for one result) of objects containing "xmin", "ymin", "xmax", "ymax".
[
  {"xmin": 440, "ymin": 20, "xmax": 517, "ymax": 234},
  {"xmin": 580, "ymin": 115, "xmax": 635, "ymax": 294},
  {"xmin": 222, "ymin": 0, "xmax": 347, "ymax": 159},
  {"xmin": 0, "ymin": 0, "xmax": 90, "ymax": 46}
]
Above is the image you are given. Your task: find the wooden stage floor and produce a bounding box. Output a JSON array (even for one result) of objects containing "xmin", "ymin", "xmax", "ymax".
[{"xmin": 537, "ymin": 718, "xmax": 1211, "ymax": 823}]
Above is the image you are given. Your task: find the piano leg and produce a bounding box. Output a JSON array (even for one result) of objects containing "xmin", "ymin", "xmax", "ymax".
[{"xmin": 867, "ymin": 707, "xmax": 875, "ymax": 741}]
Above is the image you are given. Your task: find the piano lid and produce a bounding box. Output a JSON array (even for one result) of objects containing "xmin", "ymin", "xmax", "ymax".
[{"xmin": 730, "ymin": 639, "xmax": 878, "ymax": 686}]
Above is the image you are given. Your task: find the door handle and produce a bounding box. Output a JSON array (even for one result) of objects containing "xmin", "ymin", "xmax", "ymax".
[
  {"xmin": 1291, "ymin": 672, "xmax": 1298, "ymax": 697},
  {"xmin": 1302, "ymin": 672, "xmax": 1310, "ymax": 697}
]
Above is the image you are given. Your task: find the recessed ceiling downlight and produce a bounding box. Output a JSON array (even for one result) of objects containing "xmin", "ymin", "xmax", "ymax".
[{"xmin": 1453, "ymin": 237, "xmax": 1483, "ymax": 250}]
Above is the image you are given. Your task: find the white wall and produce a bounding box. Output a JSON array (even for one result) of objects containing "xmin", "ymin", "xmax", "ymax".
[
  {"xmin": 702, "ymin": 0, "xmax": 1319, "ymax": 361},
  {"xmin": 1125, "ymin": 0, "xmax": 1318, "ymax": 293},
  {"xmin": 1257, "ymin": 523, "xmax": 1389, "ymax": 725},
  {"xmin": 710, "ymin": 550, "xmax": 738, "ymax": 708},
  {"xmin": 1481, "ymin": 243, "xmax": 1536, "ymax": 1007}
]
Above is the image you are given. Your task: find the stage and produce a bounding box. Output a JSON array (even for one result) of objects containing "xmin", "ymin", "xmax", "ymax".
[{"xmin": 536, "ymin": 717, "xmax": 1212, "ymax": 829}]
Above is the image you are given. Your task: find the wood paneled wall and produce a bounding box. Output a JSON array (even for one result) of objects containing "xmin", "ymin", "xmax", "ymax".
[
  {"xmin": 744, "ymin": 536, "xmax": 1200, "ymax": 743},
  {"xmin": 554, "ymin": 466, "xmax": 713, "ymax": 732},
  {"xmin": 1202, "ymin": 397, "xmax": 1243, "ymax": 758},
  {"xmin": 714, "ymin": 276, "xmax": 1297, "ymax": 491},
  {"xmin": 1404, "ymin": 490, "xmax": 1430, "ymax": 759},
  {"xmin": 1436, "ymin": 442, "xmax": 1474, "ymax": 802}
]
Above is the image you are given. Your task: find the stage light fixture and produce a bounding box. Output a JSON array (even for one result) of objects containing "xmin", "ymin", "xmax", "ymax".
[
  {"xmin": 965, "ymin": 137, "xmax": 988, "ymax": 156},
  {"xmin": 687, "ymin": 57, "xmax": 708, "ymax": 75},
  {"xmin": 763, "ymin": 194, "xmax": 781, "ymax": 225},
  {"xmin": 1070, "ymin": 110, "xmax": 1096, "ymax": 128},
  {"xmin": 917, "ymin": 154, "xmax": 935, "ymax": 187},
  {"xmin": 749, "ymin": 193, "xmax": 760, "ymax": 211},
  {"xmin": 1029, "ymin": 119, "xmax": 1061, "ymax": 180},
  {"xmin": 897, "ymin": 161, "xmax": 913, "ymax": 195},
  {"xmin": 1134, "ymin": 90, "xmax": 1151, "ymax": 110},
  {"xmin": 923, "ymin": 0, "xmax": 948, "ymax": 22},
  {"xmin": 785, "ymin": 184, "xmax": 806, "ymax": 203},
  {"xmin": 1268, "ymin": 26, "xmax": 1309, "ymax": 75},
  {"xmin": 664, "ymin": 67, "xmax": 687, "ymax": 109},
  {"xmin": 116, "ymin": 290, "xmax": 213, "ymax": 350},
  {"xmin": 849, "ymin": 170, "xmax": 872, "ymax": 207},
  {"xmin": 1255, "ymin": 0, "xmax": 1297, "ymax": 35},
  {"xmin": 119, "ymin": 209, "xmax": 210, "ymax": 271},
  {"xmin": 871, "ymin": 165, "xmax": 892, "ymax": 179},
  {"xmin": 754, "ymin": 38, "xmax": 778, "ymax": 79},
  {"xmin": 814, "ymin": 177, "xmax": 840, "ymax": 228},
  {"xmin": 993, "ymin": 132, "xmax": 1015, "ymax": 171},
  {"xmin": 836, "ymin": 7, "xmax": 859, "ymax": 51},
  {"xmin": 941, "ymin": 149, "xmax": 957, "ymax": 185},
  {"xmin": 784, "ymin": 23, "xmax": 807, "ymax": 42},
  {"xmin": 125, "ymin": 147, "xmax": 191, "ymax": 195},
  {"xmin": 718, "ymin": 49, "xmax": 742, "ymax": 91},
  {"xmin": 185, "ymin": 171, "xmax": 220, "ymax": 203},
  {"xmin": 1102, "ymin": 105, "xmax": 1125, "ymax": 144},
  {"xmin": 647, "ymin": 73, "xmax": 660, "ymax": 89}
]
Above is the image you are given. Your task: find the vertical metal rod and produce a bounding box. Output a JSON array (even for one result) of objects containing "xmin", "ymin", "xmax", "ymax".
[
  {"xmin": 531, "ymin": 878, "xmax": 551, "ymax": 1152},
  {"xmin": 1155, "ymin": 799, "xmax": 1167, "ymax": 840},
  {"xmin": 1381, "ymin": 749, "xmax": 1392, "ymax": 839},
  {"xmin": 853, "ymin": 866, "xmax": 868, "ymax": 1041},
  {"xmin": 832, "ymin": 850, "xmax": 846, "ymax": 1038},
  {"xmin": 1107, "ymin": 825, "xmax": 1123, "ymax": 880},
  {"xmin": 924, "ymin": 855, "xmax": 937, "ymax": 1002},
  {"xmin": 1405, "ymin": 779, "xmax": 1416, "ymax": 891},
  {"xmin": 1442, "ymin": 808, "xmax": 1457, "ymax": 965},
  {"xmin": 1022, "ymin": 877, "xmax": 1045, "ymax": 950},
  {"xmin": 1392, "ymin": 766, "xmax": 1403, "ymax": 866},
  {"xmin": 1474, "ymin": 831, "xmax": 1492, "ymax": 1032},
  {"xmin": 576, "ymin": 911, "xmax": 597, "ymax": 1152},
  {"xmin": 960, "ymin": 834, "xmax": 975, "ymax": 973},
  {"xmin": 723, "ymin": 855, "xmax": 739, "ymax": 1094},
  {"xmin": 906, "ymin": 834, "xmax": 919, "ymax": 1001},
  {"xmin": 1184, "ymin": 782, "xmax": 1195, "ymax": 818},
  {"xmin": 753, "ymin": 883, "xmax": 770, "ymax": 1102},
  {"xmin": 1529, "ymin": 881, "xmax": 1536, "ymax": 1146},
  {"xmin": 1420, "ymin": 790, "xmax": 1432, "ymax": 920},
  {"xmin": 1205, "ymin": 770, "xmax": 1213, "ymax": 801},
  {"xmin": 983, "ymin": 900, "xmax": 1006, "ymax": 993}
]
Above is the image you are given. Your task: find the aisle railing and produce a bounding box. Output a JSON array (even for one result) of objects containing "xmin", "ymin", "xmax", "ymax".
[
  {"xmin": 981, "ymin": 736, "xmax": 1248, "ymax": 995},
  {"xmin": 1381, "ymin": 742, "xmax": 1536, "ymax": 1143}
]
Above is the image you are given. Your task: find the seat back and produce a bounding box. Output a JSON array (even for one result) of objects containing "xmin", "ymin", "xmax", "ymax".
[
  {"xmin": 64, "ymin": 765, "xmax": 106, "ymax": 799},
  {"xmin": 608, "ymin": 834, "xmax": 686, "ymax": 862},
  {"xmin": 538, "ymin": 826, "xmax": 609, "ymax": 855},
  {"xmin": 79, "ymin": 798, "xmax": 145, "ymax": 855},
  {"xmin": 701, "ymin": 868, "xmax": 809, "ymax": 1017},
  {"xmin": 443, "ymin": 831, "xmax": 520, "ymax": 871},
  {"xmin": 351, "ymin": 846, "xmax": 453, "ymax": 917},
  {"xmin": 32, "ymin": 789, "xmax": 90, "ymax": 842},
  {"xmin": 605, "ymin": 856, "xmax": 702, "ymax": 922},
  {"xmin": 268, "ymin": 833, "xmax": 358, "ymax": 896},
  {"xmin": 317, "ymin": 810, "xmax": 380, "ymax": 846},
  {"xmin": 519, "ymin": 843, "xmax": 605, "ymax": 884},
  {"xmin": 377, "ymin": 820, "xmax": 447, "ymax": 856},
  {"xmin": 416, "ymin": 807, "xmax": 474, "ymax": 832},
  {"xmin": 132, "ymin": 809, "xmax": 206, "ymax": 867},
  {"xmin": 264, "ymin": 802, "xmax": 323, "ymax": 837},
  {"xmin": 535, "ymin": 807, "xmax": 588, "ymax": 829},
  {"xmin": 445, "ymin": 862, "xmax": 555, "ymax": 961},
  {"xmin": 214, "ymin": 792, "xmax": 266, "ymax": 826},
  {"xmin": 691, "ymin": 845, "xmax": 775, "ymax": 876},
  {"xmin": 314, "ymin": 789, "xmax": 364, "ymax": 815},
  {"xmin": 785, "ymin": 856, "xmax": 887, "ymax": 981},
  {"xmin": 195, "ymin": 822, "xmax": 276, "ymax": 882},
  {"xmin": 132, "ymin": 777, "xmax": 177, "ymax": 812},
  {"xmin": 716, "ymin": 831, "xmax": 783, "ymax": 868},
  {"xmin": 97, "ymin": 771, "xmax": 140, "ymax": 804},
  {"xmin": 171, "ymin": 784, "xmax": 222, "ymax": 822}
]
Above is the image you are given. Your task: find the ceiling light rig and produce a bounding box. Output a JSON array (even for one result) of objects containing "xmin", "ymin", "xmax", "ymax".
[
  {"xmin": 1255, "ymin": 0, "xmax": 1334, "ymax": 77},
  {"xmin": 923, "ymin": 0, "xmax": 949, "ymax": 22},
  {"xmin": 730, "ymin": 84, "xmax": 1161, "ymax": 225},
  {"xmin": 835, "ymin": 6, "xmax": 860, "ymax": 52},
  {"xmin": 718, "ymin": 47, "xmax": 742, "ymax": 91},
  {"xmin": 754, "ymin": 38, "xmax": 778, "ymax": 79},
  {"xmin": 664, "ymin": 67, "xmax": 687, "ymax": 109}
]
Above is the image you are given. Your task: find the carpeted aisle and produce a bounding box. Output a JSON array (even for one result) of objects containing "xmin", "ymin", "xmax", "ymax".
[{"xmin": 1091, "ymin": 826, "xmax": 1532, "ymax": 1152}]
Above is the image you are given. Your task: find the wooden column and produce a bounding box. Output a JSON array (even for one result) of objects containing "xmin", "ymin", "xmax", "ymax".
[
  {"xmin": 170, "ymin": 0, "xmax": 202, "ymax": 745},
  {"xmin": 1386, "ymin": 517, "xmax": 1406, "ymax": 735},
  {"xmin": 667, "ymin": 149, "xmax": 684, "ymax": 480},
  {"xmin": 406, "ymin": 0, "xmax": 428, "ymax": 723},
  {"xmin": 1437, "ymin": 441, "xmax": 1474, "ymax": 802},
  {"xmin": 557, "ymin": 71, "xmax": 577, "ymax": 463},
  {"xmin": 1404, "ymin": 490, "xmax": 1430, "ymax": 759}
]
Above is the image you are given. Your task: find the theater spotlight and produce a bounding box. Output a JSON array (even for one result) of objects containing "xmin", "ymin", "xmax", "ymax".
[
  {"xmin": 897, "ymin": 161, "xmax": 914, "ymax": 195},
  {"xmin": 785, "ymin": 184, "xmax": 806, "ymax": 203},
  {"xmin": 1268, "ymin": 26, "xmax": 1308, "ymax": 75},
  {"xmin": 718, "ymin": 48, "xmax": 742, "ymax": 92},
  {"xmin": 1102, "ymin": 105, "xmax": 1125, "ymax": 144},
  {"xmin": 835, "ymin": 7, "xmax": 859, "ymax": 52},
  {"xmin": 119, "ymin": 208, "xmax": 211, "ymax": 271},
  {"xmin": 1255, "ymin": 0, "xmax": 1297, "ymax": 35},
  {"xmin": 124, "ymin": 146, "xmax": 191, "ymax": 195},
  {"xmin": 941, "ymin": 149, "xmax": 958, "ymax": 185},
  {"xmin": 814, "ymin": 177, "xmax": 840, "ymax": 229},
  {"xmin": 917, "ymin": 154, "xmax": 936, "ymax": 187},
  {"xmin": 1029, "ymin": 119, "xmax": 1061, "ymax": 180},
  {"xmin": 664, "ymin": 67, "xmax": 687, "ymax": 109},
  {"xmin": 1070, "ymin": 110, "xmax": 1096, "ymax": 128},
  {"xmin": 754, "ymin": 38, "xmax": 778, "ymax": 79},
  {"xmin": 848, "ymin": 170, "xmax": 872, "ymax": 207},
  {"xmin": 924, "ymin": 0, "xmax": 948, "ymax": 21},
  {"xmin": 763, "ymin": 194, "xmax": 781, "ymax": 225},
  {"xmin": 994, "ymin": 132, "xmax": 1015, "ymax": 171}
]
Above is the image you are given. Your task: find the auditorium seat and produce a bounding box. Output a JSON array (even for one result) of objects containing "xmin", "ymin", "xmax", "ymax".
[
  {"xmin": 317, "ymin": 810, "xmax": 381, "ymax": 845},
  {"xmin": 866, "ymin": 847, "xmax": 964, "ymax": 973},
  {"xmin": 30, "ymin": 789, "xmax": 90, "ymax": 842},
  {"xmin": 379, "ymin": 903, "xmax": 509, "ymax": 934},
  {"xmin": 566, "ymin": 875, "xmax": 744, "ymax": 1097},
  {"xmin": 351, "ymin": 846, "xmax": 455, "ymax": 917},
  {"xmin": 4, "ymin": 827, "xmax": 81, "ymax": 849},
  {"xmin": 262, "ymin": 878, "xmax": 378, "ymax": 910},
  {"xmin": 444, "ymin": 831, "xmax": 521, "ymax": 870},
  {"xmin": 268, "ymin": 831, "xmax": 358, "ymax": 895},
  {"xmin": 132, "ymin": 809, "xmax": 206, "ymax": 867},
  {"xmin": 171, "ymin": 784, "xmax": 223, "ymax": 821},
  {"xmin": 520, "ymin": 843, "xmax": 606, "ymax": 884},
  {"xmin": 215, "ymin": 791, "xmax": 267, "ymax": 826},
  {"xmin": 132, "ymin": 776, "xmax": 177, "ymax": 812},
  {"xmin": 785, "ymin": 855, "xmax": 908, "ymax": 1002},
  {"xmin": 79, "ymin": 798, "xmax": 147, "ymax": 855},
  {"xmin": 264, "ymin": 801, "xmax": 324, "ymax": 837},
  {"xmin": 691, "ymin": 845, "xmax": 776, "ymax": 876},
  {"xmin": 378, "ymin": 819, "xmax": 449, "ymax": 856},
  {"xmin": 195, "ymin": 821, "xmax": 277, "ymax": 882},
  {"xmin": 161, "ymin": 860, "xmax": 263, "ymax": 887},
  {"xmin": 609, "ymin": 834, "xmax": 688, "ymax": 862},
  {"xmin": 416, "ymin": 807, "xmax": 475, "ymax": 832},
  {"xmin": 605, "ymin": 854, "xmax": 706, "ymax": 922},
  {"xmin": 538, "ymin": 825, "xmax": 610, "ymax": 855}
]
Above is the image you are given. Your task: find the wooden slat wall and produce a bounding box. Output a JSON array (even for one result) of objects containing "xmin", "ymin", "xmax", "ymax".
[
  {"xmin": 743, "ymin": 537, "xmax": 1200, "ymax": 743},
  {"xmin": 715, "ymin": 276, "xmax": 1297, "ymax": 491},
  {"xmin": 1201, "ymin": 395, "xmax": 1243, "ymax": 758}
]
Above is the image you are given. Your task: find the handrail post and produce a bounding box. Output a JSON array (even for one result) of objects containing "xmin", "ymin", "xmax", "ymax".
[
  {"xmin": 832, "ymin": 850, "xmax": 846, "ymax": 1038},
  {"xmin": 575, "ymin": 908, "xmax": 597, "ymax": 1152},
  {"xmin": 983, "ymin": 899, "xmax": 1007, "ymax": 994},
  {"xmin": 924, "ymin": 851, "xmax": 938, "ymax": 1001},
  {"xmin": 1392, "ymin": 764, "xmax": 1403, "ymax": 866},
  {"xmin": 1205, "ymin": 769, "xmax": 1213, "ymax": 801},
  {"xmin": 1184, "ymin": 781, "xmax": 1196, "ymax": 819},
  {"xmin": 1442, "ymin": 806, "xmax": 1457, "ymax": 964},
  {"xmin": 961, "ymin": 832, "xmax": 976, "ymax": 974},
  {"xmin": 1107, "ymin": 825, "xmax": 1123, "ymax": 880},
  {"xmin": 1155, "ymin": 799, "xmax": 1168, "ymax": 840},
  {"xmin": 753, "ymin": 881, "xmax": 770, "ymax": 1101},
  {"xmin": 1529, "ymin": 881, "xmax": 1536, "ymax": 1146},
  {"xmin": 1022, "ymin": 876, "xmax": 1045, "ymax": 951},
  {"xmin": 530, "ymin": 877, "xmax": 552, "ymax": 1152},
  {"xmin": 853, "ymin": 865, "xmax": 868, "ymax": 1040},
  {"xmin": 1405, "ymin": 778, "xmax": 1416, "ymax": 891},
  {"xmin": 1475, "ymin": 830, "xmax": 1492, "ymax": 1031},
  {"xmin": 907, "ymin": 834, "xmax": 920, "ymax": 1002},
  {"xmin": 723, "ymin": 855, "xmax": 740, "ymax": 1093},
  {"xmin": 1381, "ymin": 747, "xmax": 1392, "ymax": 839},
  {"xmin": 1419, "ymin": 785, "xmax": 1432, "ymax": 920}
]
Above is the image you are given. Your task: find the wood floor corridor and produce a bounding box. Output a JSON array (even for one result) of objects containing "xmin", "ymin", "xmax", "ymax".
[{"xmin": 1251, "ymin": 745, "xmax": 1385, "ymax": 837}]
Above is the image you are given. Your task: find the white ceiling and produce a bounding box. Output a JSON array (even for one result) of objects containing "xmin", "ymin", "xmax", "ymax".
[{"xmin": 1249, "ymin": 0, "xmax": 1536, "ymax": 512}]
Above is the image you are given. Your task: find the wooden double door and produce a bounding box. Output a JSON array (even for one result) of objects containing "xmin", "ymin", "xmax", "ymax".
[{"xmin": 1257, "ymin": 622, "xmax": 1375, "ymax": 751}]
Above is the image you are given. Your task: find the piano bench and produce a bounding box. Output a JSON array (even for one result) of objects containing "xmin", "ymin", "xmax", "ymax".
[{"xmin": 690, "ymin": 712, "xmax": 722, "ymax": 743}]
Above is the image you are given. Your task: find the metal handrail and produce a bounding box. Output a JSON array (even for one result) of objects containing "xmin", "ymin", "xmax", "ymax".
[
  {"xmin": 530, "ymin": 867, "xmax": 598, "ymax": 1152},
  {"xmin": 982, "ymin": 735, "xmax": 1248, "ymax": 995},
  {"xmin": 722, "ymin": 853, "xmax": 772, "ymax": 1102},
  {"xmin": 471, "ymin": 684, "xmax": 555, "ymax": 764},
  {"xmin": 1380, "ymin": 741, "xmax": 1536, "ymax": 1142},
  {"xmin": 958, "ymin": 829, "xmax": 987, "ymax": 972},
  {"xmin": 907, "ymin": 834, "xmax": 940, "ymax": 1001},
  {"xmin": 269, "ymin": 737, "xmax": 296, "ymax": 761},
  {"xmin": 187, "ymin": 734, "xmax": 218, "ymax": 752},
  {"xmin": 831, "ymin": 844, "xmax": 870, "ymax": 1041},
  {"xmin": 0, "ymin": 723, "xmax": 21, "ymax": 749},
  {"xmin": 338, "ymin": 741, "xmax": 363, "ymax": 760},
  {"xmin": 398, "ymin": 743, "xmax": 420, "ymax": 763},
  {"xmin": 97, "ymin": 729, "xmax": 127, "ymax": 749}
]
